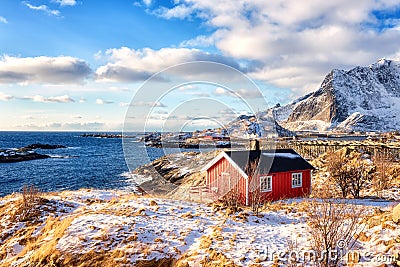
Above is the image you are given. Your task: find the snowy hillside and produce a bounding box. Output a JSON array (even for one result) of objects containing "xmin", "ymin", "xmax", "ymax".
[
  {"xmin": 0, "ymin": 190, "xmax": 398, "ymax": 266},
  {"xmin": 273, "ymin": 58, "xmax": 400, "ymax": 132}
]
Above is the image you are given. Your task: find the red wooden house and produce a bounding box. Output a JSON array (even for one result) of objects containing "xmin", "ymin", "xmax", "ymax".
[{"xmin": 201, "ymin": 148, "xmax": 314, "ymax": 205}]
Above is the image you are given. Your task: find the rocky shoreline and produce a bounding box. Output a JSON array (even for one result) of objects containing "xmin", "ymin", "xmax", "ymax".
[
  {"xmin": 80, "ymin": 133, "xmax": 136, "ymax": 138},
  {"xmin": 132, "ymin": 150, "xmax": 219, "ymax": 198}
]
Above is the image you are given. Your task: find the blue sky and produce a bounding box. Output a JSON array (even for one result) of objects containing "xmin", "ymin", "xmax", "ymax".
[
  {"xmin": 1, "ymin": 0, "xmax": 400, "ymax": 131},
  {"xmin": 0, "ymin": 1, "xmax": 208, "ymax": 58}
]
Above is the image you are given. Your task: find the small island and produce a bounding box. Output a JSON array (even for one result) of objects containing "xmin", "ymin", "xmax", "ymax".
[
  {"xmin": 0, "ymin": 143, "xmax": 66, "ymax": 163},
  {"xmin": 24, "ymin": 144, "xmax": 66, "ymax": 150}
]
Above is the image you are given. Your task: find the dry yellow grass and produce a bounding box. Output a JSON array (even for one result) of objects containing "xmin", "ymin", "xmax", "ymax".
[
  {"xmin": 180, "ymin": 212, "xmax": 193, "ymax": 219},
  {"xmin": 199, "ymin": 235, "xmax": 213, "ymax": 249},
  {"xmin": 149, "ymin": 200, "xmax": 158, "ymax": 206},
  {"xmin": 64, "ymin": 249, "xmax": 119, "ymax": 267},
  {"xmin": 199, "ymin": 248, "xmax": 239, "ymax": 267},
  {"xmin": 8, "ymin": 188, "xmax": 396, "ymax": 267},
  {"xmin": 23, "ymin": 216, "xmax": 75, "ymax": 266},
  {"xmin": 134, "ymin": 207, "xmax": 146, "ymax": 216},
  {"xmin": 135, "ymin": 257, "xmax": 177, "ymax": 267},
  {"xmin": 0, "ymin": 191, "xmax": 195, "ymax": 267}
]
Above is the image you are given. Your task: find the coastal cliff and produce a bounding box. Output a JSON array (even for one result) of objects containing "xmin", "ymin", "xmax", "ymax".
[{"xmin": 132, "ymin": 150, "xmax": 219, "ymax": 198}]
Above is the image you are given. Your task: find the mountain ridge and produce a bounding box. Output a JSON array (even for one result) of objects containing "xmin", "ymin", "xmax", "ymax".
[{"xmin": 271, "ymin": 58, "xmax": 400, "ymax": 133}]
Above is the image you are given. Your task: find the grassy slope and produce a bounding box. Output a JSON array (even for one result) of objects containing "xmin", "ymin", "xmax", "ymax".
[{"xmin": 0, "ymin": 189, "xmax": 399, "ymax": 267}]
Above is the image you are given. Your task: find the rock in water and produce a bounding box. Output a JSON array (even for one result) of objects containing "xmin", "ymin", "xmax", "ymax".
[
  {"xmin": 0, "ymin": 153, "xmax": 50, "ymax": 163},
  {"xmin": 24, "ymin": 144, "xmax": 67, "ymax": 149},
  {"xmin": 0, "ymin": 143, "xmax": 62, "ymax": 163},
  {"xmin": 393, "ymin": 203, "xmax": 400, "ymax": 223}
]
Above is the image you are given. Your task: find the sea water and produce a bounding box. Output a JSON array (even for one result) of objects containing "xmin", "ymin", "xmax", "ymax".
[{"xmin": 0, "ymin": 131, "xmax": 189, "ymax": 197}]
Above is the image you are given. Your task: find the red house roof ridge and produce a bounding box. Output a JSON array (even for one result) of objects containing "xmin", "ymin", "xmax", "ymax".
[
  {"xmin": 201, "ymin": 151, "xmax": 249, "ymax": 179},
  {"xmin": 202, "ymin": 148, "xmax": 314, "ymax": 176}
]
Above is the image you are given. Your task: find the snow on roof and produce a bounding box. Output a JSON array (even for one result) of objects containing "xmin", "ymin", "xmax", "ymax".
[
  {"xmin": 223, "ymin": 149, "xmax": 314, "ymax": 174},
  {"xmin": 262, "ymin": 152, "xmax": 300, "ymax": 159}
]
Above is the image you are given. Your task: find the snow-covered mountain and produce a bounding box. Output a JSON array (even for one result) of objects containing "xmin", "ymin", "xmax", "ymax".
[
  {"xmin": 274, "ymin": 58, "xmax": 400, "ymax": 132},
  {"xmin": 225, "ymin": 114, "xmax": 294, "ymax": 138}
]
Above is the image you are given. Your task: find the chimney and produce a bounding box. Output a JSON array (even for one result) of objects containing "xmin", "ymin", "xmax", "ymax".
[{"xmin": 250, "ymin": 139, "xmax": 260, "ymax": 151}]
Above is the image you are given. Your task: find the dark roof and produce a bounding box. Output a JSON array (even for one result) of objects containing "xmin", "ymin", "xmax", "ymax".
[{"xmin": 225, "ymin": 148, "xmax": 314, "ymax": 175}]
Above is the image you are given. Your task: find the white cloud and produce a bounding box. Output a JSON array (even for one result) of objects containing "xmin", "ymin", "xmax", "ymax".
[
  {"xmin": 119, "ymin": 102, "xmax": 130, "ymax": 107},
  {"xmin": 154, "ymin": 109, "xmax": 168, "ymax": 115},
  {"xmin": 214, "ymin": 87, "xmax": 262, "ymax": 99},
  {"xmin": 120, "ymin": 101, "xmax": 169, "ymax": 108},
  {"xmin": 235, "ymin": 89, "xmax": 263, "ymax": 99},
  {"xmin": 142, "ymin": 0, "xmax": 152, "ymax": 7},
  {"xmin": 117, "ymin": 101, "xmax": 161, "ymax": 107},
  {"xmin": 95, "ymin": 47, "xmax": 243, "ymax": 82},
  {"xmin": 23, "ymin": 115, "xmax": 35, "ymax": 120},
  {"xmin": 178, "ymin": 84, "xmax": 195, "ymax": 91},
  {"xmin": 152, "ymin": 4, "xmax": 193, "ymax": 19},
  {"xmin": 23, "ymin": 94, "xmax": 75, "ymax": 103},
  {"xmin": 0, "ymin": 16, "xmax": 8, "ymax": 24},
  {"xmin": 218, "ymin": 108, "xmax": 237, "ymax": 116},
  {"xmin": 148, "ymin": 0, "xmax": 400, "ymax": 95},
  {"xmin": 109, "ymin": 86, "xmax": 130, "ymax": 92},
  {"xmin": 16, "ymin": 121, "xmax": 107, "ymax": 130},
  {"xmin": 180, "ymin": 35, "xmax": 215, "ymax": 48},
  {"xmin": 0, "ymin": 55, "xmax": 91, "ymax": 84},
  {"xmin": 129, "ymin": 101, "xmax": 167, "ymax": 107},
  {"xmin": 54, "ymin": 0, "xmax": 77, "ymax": 7},
  {"xmin": 214, "ymin": 87, "xmax": 226, "ymax": 95},
  {"xmin": 96, "ymin": 98, "xmax": 113, "ymax": 105},
  {"xmin": 193, "ymin": 92, "xmax": 210, "ymax": 97},
  {"xmin": 0, "ymin": 92, "xmax": 13, "ymax": 101},
  {"xmin": 23, "ymin": 2, "xmax": 61, "ymax": 16},
  {"xmin": 79, "ymin": 97, "xmax": 86, "ymax": 103},
  {"xmin": 46, "ymin": 95, "xmax": 75, "ymax": 103}
]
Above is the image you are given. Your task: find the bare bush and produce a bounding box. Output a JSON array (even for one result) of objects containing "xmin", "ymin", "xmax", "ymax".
[
  {"xmin": 312, "ymin": 179, "xmax": 338, "ymax": 199},
  {"xmin": 372, "ymin": 151, "xmax": 400, "ymax": 198},
  {"xmin": 246, "ymin": 159, "xmax": 263, "ymax": 216},
  {"xmin": 347, "ymin": 154, "xmax": 374, "ymax": 198},
  {"xmin": 325, "ymin": 151, "xmax": 349, "ymax": 198},
  {"xmin": 17, "ymin": 184, "xmax": 45, "ymax": 221},
  {"xmin": 219, "ymin": 188, "xmax": 241, "ymax": 212},
  {"xmin": 325, "ymin": 149, "xmax": 374, "ymax": 199},
  {"xmin": 306, "ymin": 198, "xmax": 366, "ymax": 267}
]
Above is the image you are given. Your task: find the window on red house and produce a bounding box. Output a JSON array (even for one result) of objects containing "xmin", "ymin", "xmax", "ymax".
[
  {"xmin": 291, "ymin": 173, "xmax": 302, "ymax": 188},
  {"xmin": 260, "ymin": 175, "xmax": 272, "ymax": 192}
]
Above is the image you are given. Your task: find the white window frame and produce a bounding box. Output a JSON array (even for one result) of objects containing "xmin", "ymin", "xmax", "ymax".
[
  {"xmin": 260, "ymin": 175, "xmax": 272, "ymax": 192},
  {"xmin": 292, "ymin": 172, "xmax": 302, "ymax": 188}
]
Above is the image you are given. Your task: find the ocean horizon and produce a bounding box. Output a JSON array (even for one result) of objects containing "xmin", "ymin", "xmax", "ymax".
[{"xmin": 0, "ymin": 131, "xmax": 190, "ymax": 197}]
